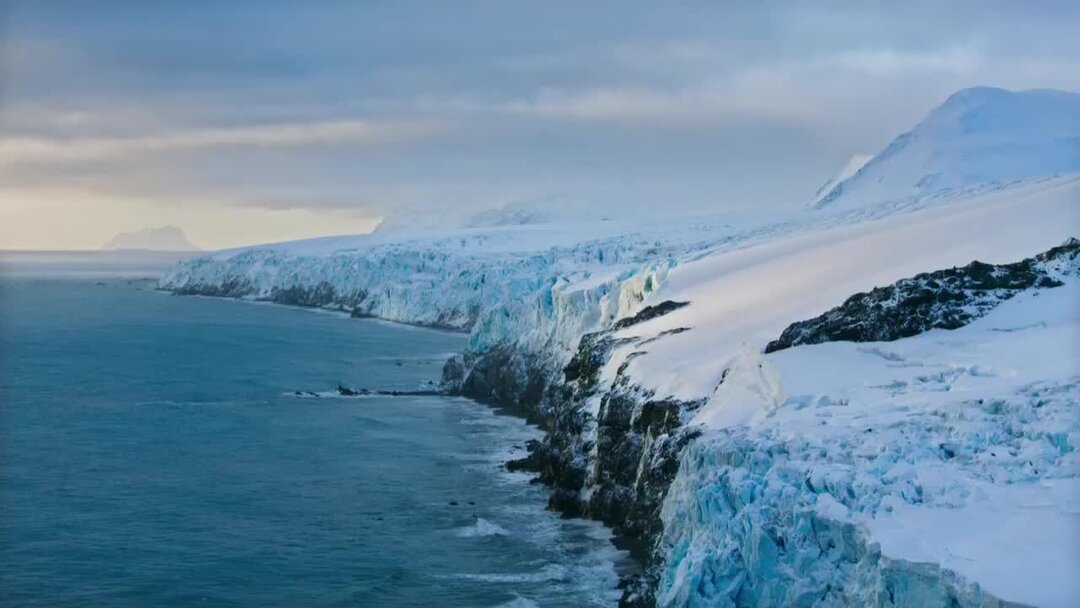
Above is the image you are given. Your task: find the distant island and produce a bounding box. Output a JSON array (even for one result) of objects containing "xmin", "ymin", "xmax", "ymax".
[{"xmin": 102, "ymin": 226, "xmax": 201, "ymax": 251}]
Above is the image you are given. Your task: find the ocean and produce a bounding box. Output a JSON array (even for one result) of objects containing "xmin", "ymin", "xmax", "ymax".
[{"xmin": 0, "ymin": 257, "xmax": 626, "ymax": 607}]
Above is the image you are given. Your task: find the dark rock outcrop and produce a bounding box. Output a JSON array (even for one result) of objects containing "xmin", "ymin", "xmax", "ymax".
[
  {"xmin": 171, "ymin": 276, "xmax": 256, "ymax": 298},
  {"xmin": 612, "ymin": 300, "xmax": 690, "ymax": 329},
  {"xmin": 766, "ymin": 237, "xmax": 1078, "ymax": 353},
  {"xmin": 332, "ymin": 384, "xmax": 442, "ymax": 398},
  {"xmin": 270, "ymin": 281, "xmax": 340, "ymax": 308}
]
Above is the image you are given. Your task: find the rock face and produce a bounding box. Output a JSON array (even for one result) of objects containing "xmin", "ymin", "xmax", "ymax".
[
  {"xmin": 766, "ymin": 237, "xmax": 1078, "ymax": 353},
  {"xmin": 442, "ymin": 301, "xmax": 701, "ymax": 606},
  {"xmin": 171, "ymin": 276, "xmax": 256, "ymax": 298}
]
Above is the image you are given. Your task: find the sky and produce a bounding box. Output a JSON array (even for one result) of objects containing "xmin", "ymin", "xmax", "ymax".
[{"xmin": 1, "ymin": 1, "xmax": 1079, "ymax": 250}]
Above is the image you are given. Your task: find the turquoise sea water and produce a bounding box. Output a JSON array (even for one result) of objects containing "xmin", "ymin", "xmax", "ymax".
[{"xmin": 0, "ymin": 273, "xmax": 625, "ymax": 607}]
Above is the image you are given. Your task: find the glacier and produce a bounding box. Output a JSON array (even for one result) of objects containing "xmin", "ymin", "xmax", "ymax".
[
  {"xmin": 657, "ymin": 281, "xmax": 1080, "ymax": 607},
  {"xmin": 159, "ymin": 87, "xmax": 1080, "ymax": 607}
]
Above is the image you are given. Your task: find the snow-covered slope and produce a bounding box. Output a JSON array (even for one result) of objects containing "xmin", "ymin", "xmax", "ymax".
[
  {"xmin": 812, "ymin": 87, "xmax": 1080, "ymax": 209},
  {"xmin": 605, "ymin": 176, "xmax": 1078, "ymax": 402},
  {"xmin": 656, "ymin": 247, "xmax": 1080, "ymax": 608},
  {"xmin": 580, "ymin": 176, "xmax": 1076, "ymax": 606},
  {"xmin": 810, "ymin": 154, "xmax": 873, "ymax": 207}
]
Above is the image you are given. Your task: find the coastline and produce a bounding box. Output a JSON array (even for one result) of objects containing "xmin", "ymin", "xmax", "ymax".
[
  {"xmin": 162, "ymin": 286, "xmax": 655, "ymax": 605},
  {"xmin": 151, "ymin": 177, "xmax": 1080, "ymax": 607}
]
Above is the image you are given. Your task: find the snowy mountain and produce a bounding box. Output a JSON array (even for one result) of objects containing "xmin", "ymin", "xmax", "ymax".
[
  {"xmin": 103, "ymin": 226, "xmax": 200, "ymax": 251},
  {"xmin": 159, "ymin": 87, "xmax": 1080, "ymax": 607},
  {"xmin": 810, "ymin": 153, "xmax": 873, "ymax": 207},
  {"xmin": 812, "ymin": 87, "xmax": 1080, "ymax": 209}
]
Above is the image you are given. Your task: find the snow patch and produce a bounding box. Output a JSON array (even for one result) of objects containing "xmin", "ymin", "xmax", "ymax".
[
  {"xmin": 811, "ymin": 153, "xmax": 874, "ymax": 207},
  {"xmin": 657, "ymin": 280, "xmax": 1080, "ymax": 607},
  {"xmin": 691, "ymin": 346, "xmax": 784, "ymax": 429}
]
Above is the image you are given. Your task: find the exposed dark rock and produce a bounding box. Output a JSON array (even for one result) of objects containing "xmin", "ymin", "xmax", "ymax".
[
  {"xmin": 270, "ymin": 281, "xmax": 339, "ymax": 308},
  {"xmin": 170, "ymin": 276, "xmax": 256, "ymax": 298},
  {"xmin": 766, "ymin": 237, "xmax": 1078, "ymax": 352},
  {"xmin": 439, "ymin": 353, "xmax": 468, "ymax": 393},
  {"xmin": 587, "ymin": 386, "xmax": 703, "ymax": 551},
  {"xmin": 336, "ymin": 385, "xmax": 370, "ymax": 396},
  {"xmin": 333, "ymin": 384, "xmax": 444, "ymax": 398},
  {"xmin": 612, "ymin": 300, "xmax": 690, "ymax": 329},
  {"xmin": 563, "ymin": 332, "xmax": 635, "ymax": 386},
  {"xmin": 506, "ymin": 439, "xmax": 547, "ymax": 473},
  {"xmin": 455, "ymin": 346, "xmax": 551, "ymax": 420},
  {"xmin": 637, "ymin": 327, "xmax": 691, "ymax": 346},
  {"xmin": 376, "ymin": 388, "xmax": 442, "ymax": 397}
]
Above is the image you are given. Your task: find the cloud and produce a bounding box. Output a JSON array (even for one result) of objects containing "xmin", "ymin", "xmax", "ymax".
[
  {"xmin": 0, "ymin": 119, "xmax": 444, "ymax": 166},
  {"xmin": 508, "ymin": 87, "xmax": 694, "ymax": 123},
  {"xmin": 4, "ymin": 2, "xmax": 1080, "ymax": 249},
  {"xmin": 0, "ymin": 185, "xmax": 381, "ymax": 250},
  {"xmin": 502, "ymin": 43, "xmax": 1080, "ymax": 140},
  {"xmin": 825, "ymin": 47, "xmax": 983, "ymax": 75}
]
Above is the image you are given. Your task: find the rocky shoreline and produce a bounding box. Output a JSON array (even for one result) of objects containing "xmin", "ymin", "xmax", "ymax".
[
  {"xmin": 439, "ymin": 301, "xmax": 703, "ymax": 607},
  {"xmin": 168, "ymin": 277, "xmax": 694, "ymax": 605}
]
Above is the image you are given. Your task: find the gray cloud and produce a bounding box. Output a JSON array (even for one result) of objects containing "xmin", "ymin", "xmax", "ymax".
[
  {"xmin": 2, "ymin": 0, "xmax": 1078, "ymax": 244},
  {"xmin": 0, "ymin": 119, "xmax": 443, "ymax": 166}
]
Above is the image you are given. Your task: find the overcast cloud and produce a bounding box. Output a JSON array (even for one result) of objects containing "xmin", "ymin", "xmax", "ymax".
[{"xmin": 2, "ymin": 1, "xmax": 1079, "ymax": 248}]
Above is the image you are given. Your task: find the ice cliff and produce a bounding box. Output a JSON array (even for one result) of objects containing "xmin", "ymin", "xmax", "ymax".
[{"xmin": 656, "ymin": 242, "xmax": 1079, "ymax": 608}]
